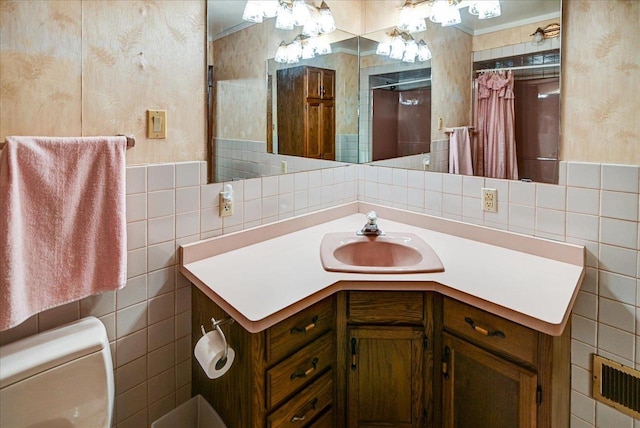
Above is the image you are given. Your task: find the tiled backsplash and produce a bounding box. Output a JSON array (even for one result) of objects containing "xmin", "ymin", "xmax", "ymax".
[
  {"xmin": 1, "ymin": 160, "xmax": 638, "ymax": 427},
  {"xmin": 214, "ymin": 138, "xmax": 349, "ymax": 183}
]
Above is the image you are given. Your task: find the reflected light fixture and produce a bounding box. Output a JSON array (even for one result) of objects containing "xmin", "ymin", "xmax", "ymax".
[
  {"xmin": 429, "ymin": 0, "xmax": 461, "ymax": 26},
  {"xmin": 274, "ymin": 33, "xmax": 332, "ymax": 64},
  {"xmin": 400, "ymin": 0, "xmax": 501, "ymax": 29},
  {"xmin": 530, "ymin": 23, "xmax": 561, "ymax": 46},
  {"xmin": 376, "ymin": 29, "xmax": 432, "ymax": 64},
  {"xmin": 398, "ymin": 0, "xmax": 427, "ymax": 33},
  {"xmin": 468, "ymin": 0, "xmax": 501, "ymax": 19},
  {"xmin": 243, "ymin": 0, "xmax": 336, "ymax": 34}
]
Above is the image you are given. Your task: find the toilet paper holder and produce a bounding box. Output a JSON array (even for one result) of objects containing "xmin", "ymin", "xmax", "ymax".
[{"xmin": 200, "ymin": 317, "xmax": 235, "ymax": 364}]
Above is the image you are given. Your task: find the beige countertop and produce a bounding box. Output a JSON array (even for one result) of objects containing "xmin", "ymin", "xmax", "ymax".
[{"xmin": 180, "ymin": 202, "xmax": 585, "ymax": 336}]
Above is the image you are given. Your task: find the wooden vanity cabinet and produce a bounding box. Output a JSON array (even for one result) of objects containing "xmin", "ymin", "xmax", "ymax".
[
  {"xmin": 439, "ymin": 297, "xmax": 571, "ymax": 428},
  {"xmin": 339, "ymin": 291, "xmax": 434, "ymax": 428},
  {"xmin": 277, "ymin": 66, "xmax": 335, "ymax": 160},
  {"xmin": 192, "ymin": 287, "xmax": 336, "ymax": 428}
]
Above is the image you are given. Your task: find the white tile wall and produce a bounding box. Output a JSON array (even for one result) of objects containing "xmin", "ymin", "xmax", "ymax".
[
  {"xmin": 2, "ymin": 159, "xmax": 639, "ymax": 427},
  {"xmin": 357, "ymin": 161, "xmax": 640, "ymax": 427}
]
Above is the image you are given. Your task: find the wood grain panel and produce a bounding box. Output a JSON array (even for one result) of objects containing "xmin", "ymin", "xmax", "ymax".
[
  {"xmin": 266, "ymin": 331, "xmax": 335, "ymax": 409},
  {"xmin": 348, "ymin": 291, "xmax": 425, "ymax": 325},
  {"xmin": 267, "ymin": 372, "xmax": 333, "ymax": 428},
  {"xmin": 266, "ymin": 297, "xmax": 334, "ymax": 364},
  {"xmin": 443, "ymin": 297, "xmax": 537, "ymax": 366},
  {"xmin": 347, "ymin": 326, "xmax": 425, "ymax": 428}
]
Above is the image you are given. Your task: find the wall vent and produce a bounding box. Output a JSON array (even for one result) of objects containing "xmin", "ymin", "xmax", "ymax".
[{"xmin": 593, "ymin": 354, "xmax": 640, "ymax": 419}]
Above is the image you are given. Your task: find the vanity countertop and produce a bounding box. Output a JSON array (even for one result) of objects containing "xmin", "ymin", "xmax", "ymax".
[{"xmin": 180, "ymin": 202, "xmax": 585, "ymax": 336}]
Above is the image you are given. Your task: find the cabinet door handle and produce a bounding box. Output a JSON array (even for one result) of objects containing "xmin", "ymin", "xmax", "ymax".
[
  {"xmin": 290, "ymin": 398, "xmax": 318, "ymax": 423},
  {"xmin": 290, "ymin": 357, "xmax": 319, "ymax": 379},
  {"xmin": 464, "ymin": 317, "xmax": 505, "ymax": 338},
  {"xmin": 351, "ymin": 337, "xmax": 358, "ymax": 371},
  {"xmin": 441, "ymin": 346, "xmax": 450, "ymax": 380},
  {"xmin": 290, "ymin": 315, "xmax": 318, "ymax": 334}
]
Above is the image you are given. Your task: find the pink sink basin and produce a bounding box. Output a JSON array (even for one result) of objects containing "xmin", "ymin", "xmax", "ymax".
[{"xmin": 320, "ymin": 232, "xmax": 444, "ymax": 274}]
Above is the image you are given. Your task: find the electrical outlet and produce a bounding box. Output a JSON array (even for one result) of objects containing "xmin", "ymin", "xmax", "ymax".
[
  {"xmin": 281, "ymin": 160, "xmax": 287, "ymax": 173},
  {"xmin": 481, "ymin": 188, "xmax": 497, "ymax": 212},
  {"xmin": 219, "ymin": 194, "xmax": 233, "ymax": 217}
]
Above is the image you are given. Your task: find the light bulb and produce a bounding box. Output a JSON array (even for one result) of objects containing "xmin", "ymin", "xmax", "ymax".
[
  {"xmin": 403, "ymin": 39, "xmax": 418, "ymax": 62},
  {"xmin": 260, "ymin": 0, "xmax": 279, "ymax": 18},
  {"xmin": 469, "ymin": 1, "xmax": 501, "ymax": 19},
  {"xmin": 376, "ymin": 42, "xmax": 391, "ymax": 56},
  {"xmin": 292, "ymin": 0, "xmax": 311, "ymax": 26},
  {"xmin": 318, "ymin": 2, "xmax": 336, "ymax": 34},
  {"xmin": 440, "ymin": 6, "xmax": 461, "ymax": 26},
  {"xmin": 302, "ymin": 19, "xmax": 319, "ymax": 37},
  {"xmin": 288, "ymin": 39, "xmax": 303, "ymax": 61},
  {"xmin": 429, "ymin": 0, "xmax": 448, "ymax": 23},
  {"xmin": 274, "ymin": 42, "xmax": 288, "ymax": 63},
  {"xmin": 390, "ymin": 35, "xmax": 405, "ymax": 60},
  {"xmin": 302, "ymin": 42, "xmax": 315, "ymax": 59},
  {"xmin": 398, "ymin": 0, "xmax": 415, "ymax": 31},
  {"xmin": 314, "ymin": 36, "xmax": 332, "ymax": 55},
  {"xmin": 417, "ymin": 40, "xmax": 432, "ymax": 61},
  {"xmin": 242, "ymin": 1, "xmax": 264, "ymax": 23},
  {"xmin": 275, "ymin": 4, "xmax": 294, "ymax": 30}
]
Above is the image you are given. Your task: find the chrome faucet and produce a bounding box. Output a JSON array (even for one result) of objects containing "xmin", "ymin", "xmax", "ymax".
[{"xmin": 357, "ymin": 211, "xmax": 385, "ymax": 236}]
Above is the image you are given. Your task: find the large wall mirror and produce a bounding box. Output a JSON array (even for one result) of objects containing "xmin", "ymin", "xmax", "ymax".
[{"xmin": 207, "ymin": 0, "xmax": 561, "ymax": 183}]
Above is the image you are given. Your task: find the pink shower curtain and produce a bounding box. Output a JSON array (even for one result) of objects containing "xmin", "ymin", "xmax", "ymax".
[{"xmin": 473, "ymin": 71, "xmax": 518, "ymax": 180}]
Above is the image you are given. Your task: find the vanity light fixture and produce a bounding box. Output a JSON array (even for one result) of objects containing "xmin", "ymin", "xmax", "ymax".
[
  {"xmin": 376, "ymin": 29, "xmax": 432, "ymax": 63},
  {"xmin": 243, "ymin": 0, "xmax": 336, "ymax": 34}
]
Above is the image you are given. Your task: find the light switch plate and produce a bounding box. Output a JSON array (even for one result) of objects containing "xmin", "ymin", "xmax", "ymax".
[{"xmin": 147, "ymin": 109, "xmax": 166, "ymax": 139}]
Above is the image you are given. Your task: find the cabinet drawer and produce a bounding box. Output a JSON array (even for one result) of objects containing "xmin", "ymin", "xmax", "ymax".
[
  {"xmin": 348, "ymin": 291, "xmax": 424, "ymax": 325},
  {"xmin": 267, "ymin": 298, "xmax": 334, "ymax": 363},
  {"xmin": 443, "ymin": 298, "xmax": 538, "ymax": 365},
  {"xmin": 266, "ymin": 332, "xmax": 335, "ymax": 409},
  {"xmin": 267, "ymin": 372, "xmax": 333, "ymax": 428},
  {"xmin": 308, "ymin": 407, "xmax": 334, "ymax": 427}
]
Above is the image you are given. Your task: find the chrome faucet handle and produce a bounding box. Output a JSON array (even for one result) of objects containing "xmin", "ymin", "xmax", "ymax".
[{"xmin": 357, "ymin": 211, "xmax": 384, "ymax": 236}]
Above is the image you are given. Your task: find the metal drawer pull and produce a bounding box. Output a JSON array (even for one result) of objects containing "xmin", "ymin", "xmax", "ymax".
[
  {"xmin": 290, "ymin": 398, "xmax": 318, "ymax": 423},
  {"xmin": 464, "ymin": 317, "xmax": 505, "ymax": 338},
  {"xmin": 290, "ymin": 315, "xmax": 318, "ymax": 334},
  {"xmin": 290, "ymin": 358, "xmax": 319, "ymax": 379}
]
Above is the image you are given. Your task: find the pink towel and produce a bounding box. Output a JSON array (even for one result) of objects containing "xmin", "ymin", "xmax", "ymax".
[
  {"xmin": 448, "ymin": 127, "xmax": 473, "ymax": 175},
  {"xmin": 0, "ymin": 136, "xmax": 127, "ymax": 331}
]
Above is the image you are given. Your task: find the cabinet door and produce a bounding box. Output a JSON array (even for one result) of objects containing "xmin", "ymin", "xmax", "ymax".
[
  {"xmin": 348, "ymin": 326, "xmax": 425, "ymax": 428},
  {"xmin": 321, "ymin": 101, "xmax": 335, "ymax": 160},
  {"xmin": 306, "ymin": 68, "xmax": 323, "ymax": 98},
  {"xmin": 441, "ymin": 333, "xmax": 537, "ymax": 428},
  {"xmin": 305, "ymin": 101, "xmax": 322, "ymax": 159},
  {"xmin": 321, "ymin": 70, "xmax": 335, "ymax": 100}
]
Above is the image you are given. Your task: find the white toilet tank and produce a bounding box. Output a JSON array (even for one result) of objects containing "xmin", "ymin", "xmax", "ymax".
[{"xmin": 0, "ymin": 316, "xmax": 114, "ymax": 428}]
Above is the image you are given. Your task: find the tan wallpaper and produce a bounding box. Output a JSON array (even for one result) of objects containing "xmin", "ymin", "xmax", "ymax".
[
  {"xmin": 212, "ymin": 22, "xmax": 267, "ymax": 142},
  {"xmin": 472, "ymin": 18, "xmax": 560, "ymax": 52},
  {"xmin": 0, "ymin": 1, "xmax": 83, "ymax": 138},
  {"xmin": 0, "ymin": 0, "xmax": 206, "ymax": 165},
  {"xmin": 561, "ymin": 0, "xmax": 639, "ymax": 164},
  {"xmin": 429, "ymin": 24, "xmax": 472, "ymax": 139}
]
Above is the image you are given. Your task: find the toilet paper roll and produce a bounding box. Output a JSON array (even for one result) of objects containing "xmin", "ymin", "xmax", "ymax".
[{"xmin": 194, "ymin": 330, "xmax": 235, "ymax": 379}]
